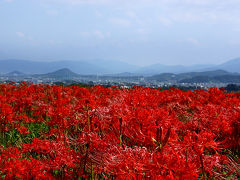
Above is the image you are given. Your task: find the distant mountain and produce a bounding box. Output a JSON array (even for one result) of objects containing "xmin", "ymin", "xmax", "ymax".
[
  {"xmin": 176, "ymin": 70, "xmax": 231, "ymax": 80},
  {"xmin": 147, "ymin": 69, "xmax": 240, "ymax": 84},
  {"xmin": 179, "ymin": 75, "xmax": 240, "ymax": 83},
  {"xmin": 90, "ymin": 60, "xmax": 139, "ymax": 73},
  {"xmin": 135, "ymin": 64, "xmax": 214, "ymax": 75},
  {"xmin": 35, "ymin": 68, "xmax": 79, "ymax": 79},
  {"xmin": 147, "ymin": 70, "xmax": 231, "ymax": 82},
  {"xmin": 1, "ymin": 57, "xmax": 240, "ymax": 76},
  {"xmin": 179, "ymin": 76, "xmax": 215, "ymax": 83},
  {"xmin": 213, "ymin": 58, "xmax": 240, "ymax": 73},
  {"xmin": 0, "ymin": 59, "xmax": 138, "ymax": 75},
  {"xmin": 147, "ymin": 73, "xmax": 176, "ymax": 81},
  {"xmin": 135, "ymin": 57, "xmax": 240, "ymax": 75},
  {"xmin": 46, "ymin": 61, "xmax": 108, "ymax": 75},
  {"xmin": 0, "ymin": 59, "xmax": 108, "ymax": 74},
  {"xmin": 6, "ymin": 71, "xmax": 25, "ymax": 76},
  {"xmin": 104, "ymin": 72, "xmax": 138, "ymax": 77}
]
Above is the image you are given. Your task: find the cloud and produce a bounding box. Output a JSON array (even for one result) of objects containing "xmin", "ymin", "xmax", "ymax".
[
  {"xmin": 126, "ymin": 11, "xmax": 137, "ymax": 19},
  {"xmin": 44, "ymin": 0, "xmax": 110, "ymax": 5},
  {"xmin": 186, "ymin": 38, "xmax": 200, "ymax": 46},
  {"xmin": 109, "ymin": 18, "xmax": 131, "ymax": 27},
  {"xmin": 158, "ymin": 17, "xmax": 172, "ymax": 26},
  {"xmin": 27, "ymin": 36, "xmax": 34, "ymax": 41},
  {"xmin": 2, "ymin": 0, "xmax": 13, "ymax": 3},
  {"xmin": 94, "ymin": 30, "xmax": 105, "ymax": 39},
  {"xmin": 46, "ymin": 9, "xmax": 59, "ymax": 16},
  {"xmin": 136, "ymin": 28, "xmax": 148, "ymax": 34},
  {"xmin": 233, "ymin": 27, "xmax": 240, "ymax": 32},
  {"xmin": 16, "ymin": 32, "xmax": 25, "ymax": 38},
  {"xmin": 49, "ymin": 40, "xmax": 62, "ymax": 45},
  {"xmin": 42, "ymin": 0, "xmax": 240, "ymax": 7},
  {"xmin": 84, "ymin": 0, "xmax": 240, "ymax": 8},
  {"xmin": 16, "ymin": 32, "xmax": 35, "ymax": 42},
  {"xmin": 79, "ymin": 31, "xmax": 90, "ymax": 38},
  {"xmin": 41, "ymin": 0, "xmax": 240, "ymax": 26},
  {"xmin": 95, "ymin": 10, "xmax": 102, "ymax": 17},
  {"xmin": 80, "ymin": 30, "xmax": 110, "ymax": 39}
]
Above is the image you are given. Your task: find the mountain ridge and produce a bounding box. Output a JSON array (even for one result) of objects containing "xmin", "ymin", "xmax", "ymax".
[{"xmin": 0, "ymin": 57, "xmax": 240, "ymax": 75}]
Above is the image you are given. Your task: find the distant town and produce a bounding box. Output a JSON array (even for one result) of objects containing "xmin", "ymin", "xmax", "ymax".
[
  {"xmin": 0, "ymin": 58, "xmax": 240, "ymax": 91},
  {"xmin": 1, "ymin": 68, "xmax": 240, "ymax": 92}
]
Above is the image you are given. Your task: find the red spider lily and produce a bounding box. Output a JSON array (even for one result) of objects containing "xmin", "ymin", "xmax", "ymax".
[
  {"xmin": 0, "ymin": 83, "xmax": 239, "ymax": 179},
  {"xmin": 17, "ymin": 125, "xmax": 29, "ymax": 135}
]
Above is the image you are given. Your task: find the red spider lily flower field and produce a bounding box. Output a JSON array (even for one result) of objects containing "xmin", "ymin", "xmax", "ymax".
[{"xmin": 0, "ymin": 82, "xmax": 239, "ymax": 179}]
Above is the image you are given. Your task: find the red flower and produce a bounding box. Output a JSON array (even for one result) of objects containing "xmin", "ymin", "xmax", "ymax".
[{"xmin": 17, "ymin": 125, "xmax": 29, "ymax": 135}]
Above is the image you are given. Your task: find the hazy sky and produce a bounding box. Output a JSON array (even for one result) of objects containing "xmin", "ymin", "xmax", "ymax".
[{"xmin": 1, "ymin": 0, "xmax": 240, "ymax": 66}]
